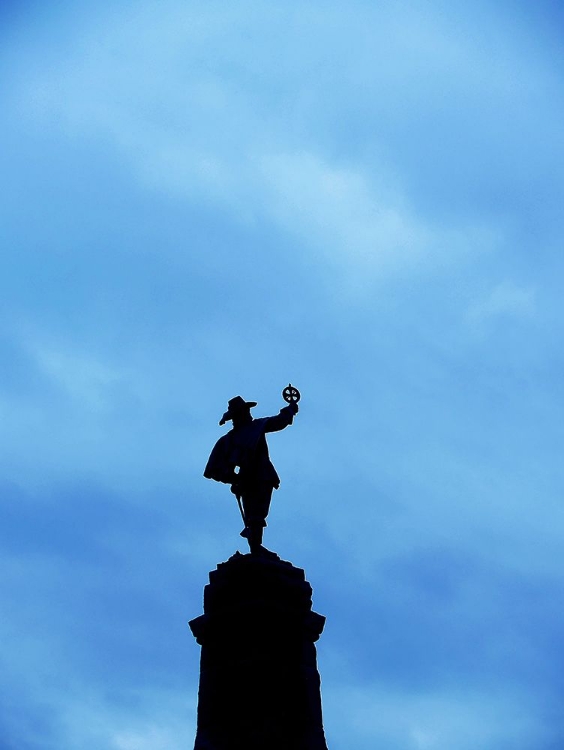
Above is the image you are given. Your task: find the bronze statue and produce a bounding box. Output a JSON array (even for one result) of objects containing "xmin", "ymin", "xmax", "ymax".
[{"xmin": 204, "ymin": 385, "xmax": 300, "ymax": 554}]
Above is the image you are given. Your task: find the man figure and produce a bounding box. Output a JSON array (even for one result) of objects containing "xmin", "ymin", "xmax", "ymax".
[{"xmin": 204, "ymin": 394, "xmax": 299, "ymax": 554}]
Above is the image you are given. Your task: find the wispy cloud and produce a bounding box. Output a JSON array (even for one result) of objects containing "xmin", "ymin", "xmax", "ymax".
[
  {"xmin": 467, "ymin": 280, "xmax": 537, "ymax": 323},
  {"xmin": 15, "ymin": 0, "xmax": 520, "ymax": 288},
  {"xmin": 2, "ymin": 3, "xmax": 564, "ymax": 750},
  {"xmin": 61, "ymin": 690, "xmax": 195, "ymax": 750},
  {"xmin": 324, "ymin": 683, "xmax": 552, "ymax": 750}
]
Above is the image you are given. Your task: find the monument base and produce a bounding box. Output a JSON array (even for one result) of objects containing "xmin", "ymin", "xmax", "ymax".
[{"xmin": 189, "ymin": 550, "xmax": 329, "ymax": 750}]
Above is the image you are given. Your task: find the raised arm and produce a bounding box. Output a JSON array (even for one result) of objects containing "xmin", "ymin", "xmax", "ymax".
[{"xmin": 262, "ymin": 402, "xmax": 299, "ymax": 433}]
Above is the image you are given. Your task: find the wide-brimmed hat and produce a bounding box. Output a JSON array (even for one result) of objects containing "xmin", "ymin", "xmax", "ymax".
[{"xmin": 219, "ymin": 395, "xmax": 257, "ymax": 425}]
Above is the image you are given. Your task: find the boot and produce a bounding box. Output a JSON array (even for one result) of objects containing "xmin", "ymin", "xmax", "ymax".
[{"xmin": 247, "ymin": 525, "xmax": 263, "ymax": 554}]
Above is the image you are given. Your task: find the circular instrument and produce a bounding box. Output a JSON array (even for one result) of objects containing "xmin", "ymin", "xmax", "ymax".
[{"xmin": 282, "ymin": 383, "xmax": 301, "ymax": 403}]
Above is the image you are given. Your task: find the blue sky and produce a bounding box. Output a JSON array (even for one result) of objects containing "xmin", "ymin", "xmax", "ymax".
[{"xmin": 1, "ymin": 1, "xmax": 564, "ymax": 748}]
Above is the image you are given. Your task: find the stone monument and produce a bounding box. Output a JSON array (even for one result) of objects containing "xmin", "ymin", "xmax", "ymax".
[{"xmin": 189, "ymin": 385, "xmax": 329, "ymax": 749}]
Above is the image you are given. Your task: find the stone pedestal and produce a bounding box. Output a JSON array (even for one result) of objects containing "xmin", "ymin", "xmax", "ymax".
[{"xmin": 189, "ymin": 551, "xmax": 329, "ymax": 750}]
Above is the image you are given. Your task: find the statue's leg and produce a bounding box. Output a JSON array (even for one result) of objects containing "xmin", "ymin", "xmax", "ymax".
[
  {"xmin": 242, "ymin": 485, "xmax": 273, "ymax": 553},
  {"xmin": 247, "ymin": 524, "xmax": 263, "ymax": 553}
]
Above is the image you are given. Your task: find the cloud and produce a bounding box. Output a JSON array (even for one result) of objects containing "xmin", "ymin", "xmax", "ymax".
[
  {"xmin": 323, "ymin": 683, "xmax": 552, "ymax": 750},
  {"xmin": 0, "ymin": 684, "xmax": 195, "ymax": 750},
  {"xmin": 0, "ymin": 476, "xmax": 206, "ymax": 749},
  {"xmin": 33, "ymin": 341, "xmax": 123, "ymax": 412},
  {"xmin": 2, "ymin": 4, "xmax": 564, "ymax": 750},
  {"xmin": 467, "ymin": 280, "xmax": 536, "ymax": 323},
  {"xmin": 13, "ymin": 0, "xmax": 515, "ymax": 289},
  {"xmin": 61, "ymin": 690, "xmax": 195, "ymax": 750}
]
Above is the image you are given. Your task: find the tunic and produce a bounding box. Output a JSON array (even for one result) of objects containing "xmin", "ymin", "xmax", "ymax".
[{"xmin": 203, "ymin": 405, "xmax": 296, "ymax": 491}]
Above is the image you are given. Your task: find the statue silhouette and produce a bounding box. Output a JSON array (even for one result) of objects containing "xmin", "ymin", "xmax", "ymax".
[{"xmin": 204, "ymin": 389, "xmax": 299, "ymax": 554}]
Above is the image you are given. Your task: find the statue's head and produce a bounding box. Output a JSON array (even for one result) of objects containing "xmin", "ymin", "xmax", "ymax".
[{"xmin": 219, "ymin": 395, "xmax": 257, "ymax": 426}]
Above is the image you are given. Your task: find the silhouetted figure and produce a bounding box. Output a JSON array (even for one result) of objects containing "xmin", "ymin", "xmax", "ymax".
[{"xmin": 204, "ymin": 392, "xmax": 299, "ymax": 554}]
